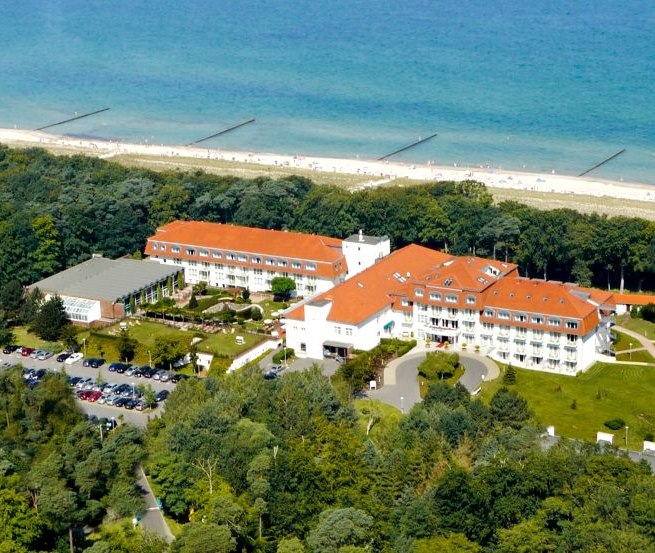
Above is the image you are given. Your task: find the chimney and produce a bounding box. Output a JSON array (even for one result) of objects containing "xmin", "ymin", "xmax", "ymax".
[{"xmin": 358, "ymin": 229, "xmax": 364, "ymax": 242}]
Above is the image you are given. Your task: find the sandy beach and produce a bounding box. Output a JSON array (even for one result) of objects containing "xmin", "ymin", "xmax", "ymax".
[{"xmin": 1, "ymin": 127, "xmax": 654, "ymax": 205}]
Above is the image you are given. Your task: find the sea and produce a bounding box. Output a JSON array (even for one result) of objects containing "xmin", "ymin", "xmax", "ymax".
[{"xmin": 1, "ymin": 0, "xmax": 654, "ymax": 183}]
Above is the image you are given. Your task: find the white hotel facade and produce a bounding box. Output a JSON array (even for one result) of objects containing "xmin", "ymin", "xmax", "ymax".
[{"xmin": 145, "ymin": 221, "xmax": 389, "ymax": 297}]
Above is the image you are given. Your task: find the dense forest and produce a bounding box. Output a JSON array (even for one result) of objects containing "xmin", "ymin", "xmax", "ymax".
[
  {"xmin": 144, "ymin": 367, "xmax": 655, "ymax": 552},
  {"xmin": 0, "ymin": 367, "xmax": 160, "ymax": 553},
  {"xmin": 1, "ymin": 144, "xmax": 654, "ymax": 293}
]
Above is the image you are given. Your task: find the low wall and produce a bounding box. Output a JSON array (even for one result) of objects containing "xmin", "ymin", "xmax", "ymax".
[{"xmin": 228, "ymin": 339, "xmax": 281, "ymax": 373}]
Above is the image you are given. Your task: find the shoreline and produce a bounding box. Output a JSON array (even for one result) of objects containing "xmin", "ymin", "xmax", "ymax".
[{"xmin": 1, "ymin": 128, "xmax": 654, "ymax": 204}]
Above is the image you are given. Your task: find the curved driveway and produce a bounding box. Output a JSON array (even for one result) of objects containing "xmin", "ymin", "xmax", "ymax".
[{"xmin": 369, "ymin": 349, "xmax": 499, "ymax": 412}]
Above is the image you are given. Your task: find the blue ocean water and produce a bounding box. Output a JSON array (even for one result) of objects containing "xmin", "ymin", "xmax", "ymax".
[{"xmin": 1, "ymin": 0, "xmax": 654, "ymax": 183}]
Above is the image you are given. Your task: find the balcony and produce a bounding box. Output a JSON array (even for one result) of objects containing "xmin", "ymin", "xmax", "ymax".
[
  {"xmin": 547, "ymin": 350, "xmax": 560, "ymax": 360},
  {"xmin": 425, "ymin": 324, "xmax": 461, "ymax": 336},
  {"xmin": 548, "ymin": 337, "xmax": 561, "ymax": 346},
  {"xmin": 514, "ymin": 336, "xmax": 527, "ymax": 343},
  {"xmin": 564, "ymin": 342, "xmax": 577, "ymax": 350}
]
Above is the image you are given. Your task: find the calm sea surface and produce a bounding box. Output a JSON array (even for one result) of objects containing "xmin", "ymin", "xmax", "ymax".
[{"xmin": 1, "ymin": 0, "xmax": 654, "ymax": 182}]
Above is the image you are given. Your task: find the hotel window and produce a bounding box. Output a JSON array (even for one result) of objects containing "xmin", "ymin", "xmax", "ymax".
[
  {"xmin": 238, "ymin": 254, "xmax": 248, "ymax": 262},
  {"xmin": 278, "ymin": 260, "xmax": 287, "ymax": 267},
  {"xmin": 215, "ymin": 263, "xmax": 224, "ymax": 270},
  {"xmin": 429, "ymin": 292, "xmax": 441, "ymax": 301},
  {"xmin": 466, "ymin": 295, "xmax": 476, "ymax": 305},
  {"xmin": 446, "ymin": 294, "xmax": 458, "ymax": 303},
  {"xmin": 291, "ymin": 261, "xmax": 301, "ymax": 269},
  {"xmin": 515, "ymin": 314, "xmax": 527, "ymax": 322},
  {"xmin": 566, "ymin": 321, "xmax": 578, "ymax": 329},
  {"xmin": 531, "ymin": 315, "xmax": 544, "ymax": 324},
  {"xmin": 254, "ymin": 268, "xmax": 263, "ymax": 275},
  {"xmin": 188, "ymin": 260, "xmax": 197, "ymax": 267},
  {"xmin": 226, "ymin": 253, "xmax": 236, "ymax": 261},
  {"xmin": 266, "ymin": 258, "xmax": 275, "ymax": 266},
  {"xmin": 516, "ymin": 328, "xmax": 527, "ymax": 337},
  {"xmin": 548, "ymin": 318, "xmax": 561, "ymax": 327},
  {"xmin": 200, "ymin": 249, "xmax": 209, "ymax": 257},
  {"xmin": 252, "ymin": 256, "xmax": 261, "ymax": 264},
  {"xmin": 345, "ymin": 328, "xmax": 353, "ymax": 336},
  {"xmin": 484, "ymin": 309, "xmax": 495, "ymax": 317},
  {"xmin": 306, "ymin": 263, "xmax": 316, "ymax": 271},
  {"xmin": 415, "ymin": 288, "xmax": 424, "ymax": 298},
  {"xmin": 498, "ymin": 311, "xmax": 510, "ymax": 320},
  {"xmin": 171, "ymin": 246, "xmax": 180, "ymax": 253},
  {"xmin": 566, "ymin": 334, "xmax": 577, "ymax": 343},
  {"xmin": 202, "ymin": 261, "xmax": 210, "ymax": 268},
  {"xmin": 334, "ymin": 325, "xmax": 342, "ymax": 335},
  {"xmin": 160, "ymin": 244, "xmax": 166, "ymax": 251},
  {"xmin": 401, "ymin": 297, "xmax": 409, "ymax": 307},
  {"xmin": 212, "ymin": 250, "xmax": 222, "ymax": 258},
  {"xmin": 186, "ymin": 248, "xmax": 196, "ymax": 256},
  {"xmin": 152, "ymin": 243, "xmax": 158, "ymax": 251}
]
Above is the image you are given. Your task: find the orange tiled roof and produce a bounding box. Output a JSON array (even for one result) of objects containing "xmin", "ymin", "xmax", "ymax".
[
  {"xmin": 145, "ymin": 221, "xmax": 347, "ymax": 279},
  {"xmin": 482, "ymin": 277, "xmax": 600, "ymax": 334},
  {"xmin": 416, "ymin": 256, "xmax": 518, "ymax": 291},
  {"xmin": 613, "ymin": 293, "xmax": 655, "ymax": 306},
  {"xmin": 285, "ymin": 245, "xmax": 453, "ymax": 324}
]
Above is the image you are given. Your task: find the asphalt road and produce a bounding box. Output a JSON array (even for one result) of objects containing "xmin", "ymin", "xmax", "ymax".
[
  {"xmin": 0, "ymin": 351, "xmax": 173, "ymax": 427},
  {"xmin": 137, "ymin": 465, "xmax": 175, "ymax": 542}
]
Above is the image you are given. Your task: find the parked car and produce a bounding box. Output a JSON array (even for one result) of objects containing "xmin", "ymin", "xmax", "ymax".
[
  {"xmin": 160, "ymin": 371, "xmax": 171, "ymax": 382},
  {"xmin": 108, "ymin": 362, "xmax": 122, "ymax": 372},
  {"xmin": 3, "ymin": 345, "xmax": 18, "ymax": 354},
  {"xmin": 153, "ymin": 369, "xmax": 167, "ymax": 381},
  {"xmin": 56, "ymin": 351, "xmax": 72, "ymax": 362},
  {"xmin": 155, "ymin": 389, "xmax": 170, "ymax": 402},
  {"xmin": 22, "ymin": 368, "xmax": 36, "ymax": 380},
  {"xmin": 114, "ymin": 397, "xmax": 129, "ymax": 408},
  {"xmin": 105, "ymin": 395, "xmax": 120, "ymax": 406},
  {"xmin": 263, "ymin": 369, "xmax": 279, "ymax": 380},
  {"xmin": 125, "ymin": 398, "xmax": 139, "ymax": 410},
  {"xmin": 68, "ymin": 376, "xmax": 82, "ymax": 387},
  {"xmin": 30, "ymin": 349, "xmax": 42, "ymax": 359},
  {"xmin": 37, "ymin": 351, "xmax": 54, "ymax": 360},
  {"xmin": 75, "ymin": 378, "xmax": 92, "ymax": 389},
  {"xmin": 32, "ymin": 368, "xmax": 47, "ymax": 380},
  {"xmin": 131, "ymin": 366, "xmax": 145, "ymax": 378},
  {"xmin": 21, "ymin": 347, "xmax": 34, "ymax": 357},
  {"xmin": 65, "ymin": 353, "xmax": 84, "ymax": 365},
  {"xmin": 142, "ymin": 366, "xmax": 158, "ymax": 379},
  {"xmin": 89, "ymin": 358, "xmax": 105, "ymax": 369},
  {"xmin": 124, "ymin": 365, "xmax": 137, "ymax": 376},
  {"xmin": 87, "ymin": 390, "xmax": 103, "ymax": 402}
]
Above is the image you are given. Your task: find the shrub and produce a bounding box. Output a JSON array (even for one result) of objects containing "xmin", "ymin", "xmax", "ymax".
[
  {"xmin": 188, "ymin": 294, "xmax": 198, "ymax": 309},
  {"xmin": 604, "ymin": 418, "xmax": 626, "ymax": 430},
  {"xmin": 272, "ymin": 347, "xmax": 294, "ymax": 364},
  {"xmin": 251, "ymin": 309, "xmax": 263, "ymax": 321},
  {"xmin": 503, "ymin": 365, "xmax": 517, "ymax": 385},
  {"xmin": 641, "ymin": 303, "xmax": 655, "ymax": 323}
]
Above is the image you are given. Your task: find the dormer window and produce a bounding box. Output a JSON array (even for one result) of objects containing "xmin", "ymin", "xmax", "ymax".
[
  {"xmin": 429, "ymin": 292, "xmax": 441, "ymax": 301},
  {"xmin": 415, "ymin": 288, "xmax": 424, "ymax": 298}
]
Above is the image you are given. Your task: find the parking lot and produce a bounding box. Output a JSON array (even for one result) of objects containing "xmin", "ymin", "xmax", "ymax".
[{"xmin": 0, "ymin": 349, "xmax": 183, "ymax": 428}]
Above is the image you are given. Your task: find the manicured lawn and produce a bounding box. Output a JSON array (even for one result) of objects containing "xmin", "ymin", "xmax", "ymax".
[
  {"xmin": 197, "ymin": 331, "xmax": 264, "ymax": 357},
  {"xmin": 613, "ymin": 330, "xmax": 655, "ymax": 363},
  {"xmin": 354, "ymin": 399, "xmax": 403, "ymax": 442},
  {"xmin": 258, "ymin": 300, "xmax": 291, "ymax": 319},
  {"xmin": 481, "ymin": 363, "xmax": 655, "ymax": 449},
  {"xmin": 615, "ymin": 314, "xmax": 655, "ymax": 340},
  {"xmin": 98, "ymin": 321, "xmax": 192, "ymax": 350},
  {"xmin": 10, "ymin": 326, "xmax": 61, "ymax": 351}
]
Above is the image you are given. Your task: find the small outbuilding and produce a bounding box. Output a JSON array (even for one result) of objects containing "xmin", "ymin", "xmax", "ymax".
[{"xmin": 30, "ymin": 255, "xmax": 183, "ymax": 326}]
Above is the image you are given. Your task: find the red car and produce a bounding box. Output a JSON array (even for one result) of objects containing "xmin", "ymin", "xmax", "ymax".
[
  {"xmin": 78, "ymin": 390, "xmax": 90, "ymax": 400},
  {"xmin": 21, "ymin": 347, "xmax": 34, "ymax": 357},
  {"xmin": 87, "ymin": 390, "xmax": 102, "ymax": 402}
]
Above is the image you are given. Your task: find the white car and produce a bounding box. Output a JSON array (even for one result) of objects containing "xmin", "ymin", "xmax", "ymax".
[{"xmin": 65, "ymin": 352, "xmax": 84, "ymax": 365}]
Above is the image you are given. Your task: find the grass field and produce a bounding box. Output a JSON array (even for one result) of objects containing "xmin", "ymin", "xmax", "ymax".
[
  {"xmin": 11, "ymin": 326, "xmax": 61, "ymax": 351},
  {"xmin": 613, "ymin": 330, "xmax": 655, "ymax": 363},
  {"xmin": 354, "ymin": 399, "xmax": 402, "ymax": 442},
  {"xmin": 481, "ymin": 363, "xmax": 655, "ymax": 449},
  {"xmin": 197, "ymin": 331, "xmax": 264, "ymax": 357},
  {"xmin": 615, "ymin": 315, "xmax": 655, "ymax": 339}
]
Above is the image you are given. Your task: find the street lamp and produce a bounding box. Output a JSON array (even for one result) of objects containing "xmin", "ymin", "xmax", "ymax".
[
  {"xmin": 148, "ymin": 350, "xmax": 152, "ymax": 367},
  {"xmin": 629, "ymin": 342, "xmax": 633, "ymax": 360},
  {"xmin": 131, "ymin": 381, "xmax": 136, "ymax": 399},
  {"xmin": 400, "ymin": 396, "xmax": 405, "ymax": 414},
  {"xmin": 82, "ymin": 338, "xmax": 87, "ymax": 356},
  {"xmin": 625, "ymin": 425, "xmax": 629, "ymax": 449}
]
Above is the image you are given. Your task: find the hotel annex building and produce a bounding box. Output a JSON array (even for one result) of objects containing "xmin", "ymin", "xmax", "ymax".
[
  {"xmin": 285, "ymin": 244, "xmax": 615, "ymax": 375},
  {"xmin": 146, "ymin": 220, "xmax": 622, "ymax": 375}
]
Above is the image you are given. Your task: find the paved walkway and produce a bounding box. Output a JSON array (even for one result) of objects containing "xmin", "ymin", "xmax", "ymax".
[
  {"xmin": 614, "ymin": 325, "xmax": 655, "ymax": 358},
  {"xmin": 369, "ymin": 346, "xmax": 500, "ymax": 411},
  {"xmin": 138, "ymin": 465, "xmax": 175, "ymax": 542}
]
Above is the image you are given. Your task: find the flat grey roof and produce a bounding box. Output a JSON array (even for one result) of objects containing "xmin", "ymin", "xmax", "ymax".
[
  {"xmin": 344, "ymin": 233, "xmax": 388, "ymax": 245},
  {"xmin": 31, "ymin": 257, "xmax": 180, "ymax": 302}
]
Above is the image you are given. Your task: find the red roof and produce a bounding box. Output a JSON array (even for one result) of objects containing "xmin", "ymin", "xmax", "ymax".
[
  {"xmin": 285, "ymin": 245, "xmax": 453, "ymax": 324},
  {"xmin": 416, "ymin": 256, "xmax": 518, "ymax": 292},
  {"xmin": 613, "ymin": 293, "xmax": 655, "ymax": 306},
  {"xmin": 482, "ymin": 278, "xmax": 600, "ymax": 334},
  {"xmin": 145, "ymin": 221, "xmax": 347, "ymax": 279}
]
